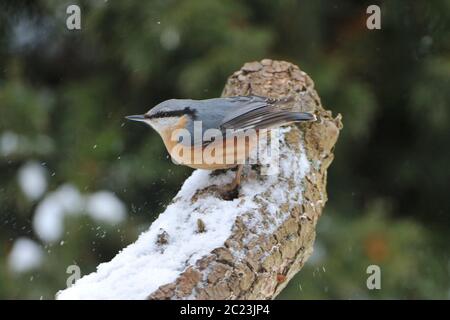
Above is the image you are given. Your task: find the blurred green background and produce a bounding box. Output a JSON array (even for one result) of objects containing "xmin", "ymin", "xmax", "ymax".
[{"xmin": 0, "ymin": 0, "xmax": 449, "ymax": 299}]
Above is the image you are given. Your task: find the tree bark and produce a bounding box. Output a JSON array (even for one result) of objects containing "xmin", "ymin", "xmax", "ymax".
[{"xmin": 148, "ymin": 59, "xmax": 342, "ymax": 300}]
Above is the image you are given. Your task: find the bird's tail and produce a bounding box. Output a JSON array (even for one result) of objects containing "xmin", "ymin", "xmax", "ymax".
[
  {"xmin": 250, "ymin": 110, "xmax": 316, "ymax": 129},
  {"xmin": 266, "ymin": 96, "xmax": 316, "ymax": 124},
  {"xmin": 268, "ymin": 96, "xmax": 313, "ymax": 113},
  {"xmin": 221, "ymin": 95, "xmax": 316, "ymax": 131}
]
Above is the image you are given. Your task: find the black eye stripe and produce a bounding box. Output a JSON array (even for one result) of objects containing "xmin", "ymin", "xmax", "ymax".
[{"xmin": 148, "ymin": 107, "xmax": 196, "ymax": 119}]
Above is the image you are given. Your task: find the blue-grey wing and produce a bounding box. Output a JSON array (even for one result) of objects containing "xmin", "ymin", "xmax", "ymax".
[
  {"xmin": 182, "ymin": 95, "xmax": 314, "ymax": 147},
  {"xmin": 219, "ymin": 96, "xmax": 315, "ymax": 131},
  {"xmin": 181, "ymin": 96, "xmax": 265, "ymax": 146}
]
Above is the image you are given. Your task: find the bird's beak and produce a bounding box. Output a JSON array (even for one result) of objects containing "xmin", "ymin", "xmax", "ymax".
[{"xmin": 125, "ymin": 114, "xmax": 146, "ymax": 122}]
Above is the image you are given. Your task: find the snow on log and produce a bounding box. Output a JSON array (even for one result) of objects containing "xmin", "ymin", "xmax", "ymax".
[{"xmin": 57, "ymin": 59, "xmax": 342, "ymax": 300}]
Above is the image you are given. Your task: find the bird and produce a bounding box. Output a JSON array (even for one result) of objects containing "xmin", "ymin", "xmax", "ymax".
[{"xmin": 126, "ymin": 95, "xmax": 315, "ymax": 197}]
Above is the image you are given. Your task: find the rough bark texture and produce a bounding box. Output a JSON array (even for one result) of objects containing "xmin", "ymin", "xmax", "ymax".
[{"xmin": 148, "ymin": 59, "xmax": 342, "ymax": 300}]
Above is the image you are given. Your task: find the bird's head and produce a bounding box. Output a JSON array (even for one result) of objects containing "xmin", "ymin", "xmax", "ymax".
[{"xmin": 126, "ymin": 99, "xmax": 196, "ymax": 134}]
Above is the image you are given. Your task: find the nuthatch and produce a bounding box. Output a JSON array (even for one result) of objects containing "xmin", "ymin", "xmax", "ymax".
[{"xmin": 126, "ymin": 95, "xmax": 315, "ymax": 195}]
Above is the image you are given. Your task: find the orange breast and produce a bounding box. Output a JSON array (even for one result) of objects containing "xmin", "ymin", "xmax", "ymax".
[{"xmin": 160, "ymin": 117, "xmax": 258, "ymax": 170}]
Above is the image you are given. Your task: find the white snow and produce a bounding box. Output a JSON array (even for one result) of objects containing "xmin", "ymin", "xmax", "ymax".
[
  {"xmin": 8, "ymin": 237, "xmax": 44, "ymax": 273},
  {"xmin": 0, "ymin": 131, "xmax": 19, "ymax": 156},
  {"xmin": 0, "ymin": 131, "xmax": 54, "ymax": 156},
  {"xmin": 33, "ymin": 184, "xmax": 83, "ymax": 243},
  {"xmin": 86, "ymin": 191, "xmax": 126, "ymax": 224},
  {"xmin": 57, "ymin": 170, "xmax": 245, "ymax": 300},
  {"xmin": 57, "ymin": 127, "xmax": 311, "ymax": 300},
  {"xmin": 55, "ymin": 184, "xmax": 84, "ymax": 214},
  {"xmin": 33, "ymin": 184, "xmax": 126, "ymax": 243},
  {"xmin": 33, "ymin": 194, "xmax": 65, "ymax": 243},
  {"xmin": 17, "ymin": 161, "xmax": 48, "ymax": 201}
]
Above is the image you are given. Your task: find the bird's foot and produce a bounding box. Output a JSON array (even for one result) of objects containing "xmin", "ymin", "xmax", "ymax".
[{"xmin": 206, "ymin": 165, "xmax": 243, "ymax": 200}]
